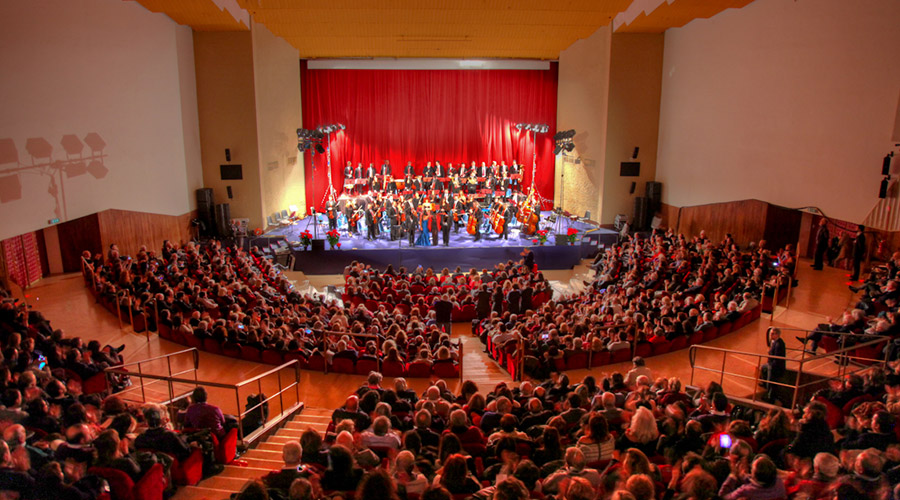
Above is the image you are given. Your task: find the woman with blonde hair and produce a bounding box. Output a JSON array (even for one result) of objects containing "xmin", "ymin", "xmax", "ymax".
[{"xmin": 616, "ymin": 406, "xmax": 660, "ymax": 457}]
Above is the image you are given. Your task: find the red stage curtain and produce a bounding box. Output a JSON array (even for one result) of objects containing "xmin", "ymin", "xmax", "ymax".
[{"xmin": 300, "ymin": 63, "xmax": 558, "ymax": 211}]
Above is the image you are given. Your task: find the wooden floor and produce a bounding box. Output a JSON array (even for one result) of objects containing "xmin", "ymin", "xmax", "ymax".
[{"xmin": 9, "ymin": 258, "xmax": 861, "ymax": 499}]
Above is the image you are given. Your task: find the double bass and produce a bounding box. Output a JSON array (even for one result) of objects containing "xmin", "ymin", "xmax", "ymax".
[
  {"xmin": 520, "ymin": 203, "xmax": 540, "ymax": 236},
  {"xmin": 467, "ymin": 208, "xmax": 478, "ymax": 235},
  {"xmin": 490, "ymin": 205, "xmax": 505, "ymax": 235}
]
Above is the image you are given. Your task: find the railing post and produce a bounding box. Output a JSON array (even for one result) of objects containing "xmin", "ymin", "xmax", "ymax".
[
  {"xmin": 770, "ymin": 281, "xmax": 779, "ymax": 320},
  {"xmin": 277, "ymin": 370, "xmax": 284, "ymax": 416},
  {"xmin": 295, "ymin": 362, "xmax": 300, "ymax": 409},
  {"xmin": 116, "ymin": 292, "xmax": 123, "ymax": 330},
  {"xmin": 752, "ymin": 357, "xmax": 761, "ymax": 403},
  {"xmin": 138, "ymin": 363, "xmax": 146, "ymax": 403},
  {"xmin": 127, "ymin": 290, "xmax": 134, "ymax": 330},
  {"xmin": 236, "ymin": 390, "xmax": 244, "ymax": 444},
  {"xmin": 720, "ymin": 351, "xmax": 727, "ymax": 386},
  {"xmin": 154, "ymin": 301, "xmax": 159, "ymax": 333}
]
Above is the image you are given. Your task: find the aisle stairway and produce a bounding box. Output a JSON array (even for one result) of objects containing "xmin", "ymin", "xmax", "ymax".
[{"xmin": 173, "ymin": 407, "xmax": 333, "ymax": 500}]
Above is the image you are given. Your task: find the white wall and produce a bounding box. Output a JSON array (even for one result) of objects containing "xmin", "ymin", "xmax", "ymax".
[
  {"xmin": 0, "ymin": 0, "xmax": 202, "ymax": 241},
  {"xmin": 252, "ymin": 22, "xmax": 306, "ymax": 221},
  {"xmin": 656, "ymin": 0, "xmax": 900, "ymax": 223},
  {"xmin": 556, "ymin": 26, "xmax": 612, "ymax": 221}
]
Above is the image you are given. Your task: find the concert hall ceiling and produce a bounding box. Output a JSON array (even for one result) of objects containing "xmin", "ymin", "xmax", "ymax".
[{"xmin": 133, "ymin": 0, "xmax": 757, "ymax": 59}]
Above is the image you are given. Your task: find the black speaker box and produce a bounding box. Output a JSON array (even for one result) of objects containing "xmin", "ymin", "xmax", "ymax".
[
  {"xmin": 634, "ymin": 197, "xmax": 649, "ymax": 231},
  {"xmin": 645, "ymin": 181, "xmax": 662, "ymax": 213},
  {"xmin": 196, "ymin": 188, "xmax": 214, "ymax": 236},
  {"xmin": 311, "ymin": 239, "xmax": 325, "ymax": 251},
  {"xmin": 555, "ymin": 234, "xmax": 569, "ymax": 246},
  {"xmin": 214, "ymin": 203, "xmax": 231, "ymax": 238}
]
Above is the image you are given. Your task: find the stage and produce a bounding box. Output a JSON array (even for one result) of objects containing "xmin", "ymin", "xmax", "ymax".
[{"xmin": 253, "ymin": 211, "xmax": 617, "ymax": 274}]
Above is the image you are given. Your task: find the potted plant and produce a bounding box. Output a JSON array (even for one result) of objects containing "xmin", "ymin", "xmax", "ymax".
[
  {"xmin": 326, "ymin": 229, "xmax": 341, "ymax": 249},
  {"xmin": 533, "ymin": 229, "xmax": 548, "ymax": 246},
  {"xmin": 299, "ymin": 230, "xmax": 312, "ymax": 250},
  {"xmin": 567, "ymin": 227, "xmax": 579, "ymax": 245}
]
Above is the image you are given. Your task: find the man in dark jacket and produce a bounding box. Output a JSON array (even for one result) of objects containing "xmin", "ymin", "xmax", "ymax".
[
  {"xmin": 812, "ymin": 218, "xmax": 829, "ymax": 270},
  {"xmin": 851, "ymin": 225, "xmax": 867, "ymax": 281},
  {"xmin": 760, "ymin": 327, "xmax": 786, "ymax": 403}
]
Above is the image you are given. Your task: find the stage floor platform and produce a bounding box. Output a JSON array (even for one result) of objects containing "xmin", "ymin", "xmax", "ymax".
[{"xmin": 256, "ymin": 211, "xmax": 617, "ymax": 273}]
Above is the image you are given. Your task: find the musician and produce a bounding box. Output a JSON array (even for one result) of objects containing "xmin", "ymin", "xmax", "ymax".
[
  {"xmin": 343, "ymin": 162, "xmax": 353, "ymax": 195},
  {"xmin": 365, "ymin": 204, "xmax": 377, "ymax": 241},
  {"xmin": 434, "ymin": 161, "xmax": 445, "ymax": 179},
  {"xmin": 411, "ymin": 176, "xmax": 424, "ymax": 192},
  {"xmin": 380, "ymin": 160, "xmax": 392, "ymax": 177},
  {"xmin": 365, "ymin": 163, "xmax": 377, "ymax": 192},
  {"xmin": 439, "ymin": 207, "xmax": 451, "ymax": 246},
  {"xmin": 404, "ymin": 161, "xmax": 415, "ymax": 177},
  {"xmin": 483, "ymin": 176, "xmax": 495, "ymax": 204},
  {"xmin": 326, "ymin": 201, "xmax": 338, "ymax": 231},
  {"xmin": 491, "ymin": 160, "xmax": 500, "ymax": 177},
  {"xmin": 453, "ymin": 196, "xmax": 467, "ymax": 233},
  {"xmin": 469, "ymin": 161, "xmax": 478, "ymax": 178},
  {"xmin": 430, "ymin": 175, "xmax": 443, "ymax": 192},
  {"xmin": 423, "ymin": 161, "xmax": 435, "ymax": 178},
  {"xmin": 384, "ymin": 175, "xmax": 397, "ymax": 195},
  {"xmin": 458, "ymin": 162, "xmax": 468, "ymax": 179},
  {"xmin": 499, "ymin": 161, "xmax": 509, "ymax": 177},
  {"xmin": 471, "ymin": 202, "xmax": 483, "ymax": 242},
  {"xmin": 430, "ymin": 210, "xmax": 440, "ymax": 246},
  {"xmin": 503, "ymin": 202, "xmax": 516, "ymax": 241},
  {"xmin": 389, "ymin": 200, "xmax": 401, "ymax": 241},
  {"xmin": 477, "ymin": 162, "xmax": 490, "ymax": 190},
  {"xmin": 466, "ymin": 175, "xmax": 478, "ymax": 195},
  {"xmin": 416, "ymin": 211, "xmax": 433, "ymax": 247},
  {"xmin": 450, "ymin": 177, "xmax": 461, "ymax": 196},
  {"xmin": 448, "ymin": 163, "xmax": 458, "ymax": 178},
  {"xmin": 405, "ymin": 205, "xmax": 417, "ymax": 246},
  {"xmin": 510, "ymin": 161, "xmax": 521, "ymax": 192},
  {"xmin": 353, "ymin": 163, "xmax": 364, "ymax": 195}
]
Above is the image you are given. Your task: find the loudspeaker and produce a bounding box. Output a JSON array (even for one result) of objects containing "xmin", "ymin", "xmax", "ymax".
[
  {"xmin": 634, "ymin": 197, "xmax": 649, "ymax": 231},
  {"xmin": 880, "ymin": 178, "xmax": 889, "ymax": 199},
  {"xmin": 225, "ymin": 148, "xmax": 231, "ymax": 162},
  {"xmin": 214, "ymin": 203, "xmax": 232, "ymax": 237},
  {"xmin": 196, "ymin": 188, "xmax": 214, "ymax": 236},
  {"xmin": 632, "ymin": 147, "xmax": 640, "ymax": 159},
  {"xmin": 311, "ymin": 239, "xmax": 325, "ymax": 251},
  {"xmin": 629, "ymin": 182, "xmax": 636, "ymax": 194},
  {"xmin": 227, "ymin": 186, "xmax": 233, "ymax": 199},
  {"xmin": 645, "ymin": 181, "xmax": 662, "ymax": 213},
  {"xmin": 315, "ymin": 144, "xmax": 326, "ymax": 154},
  {"xmin": 555, "ymin": 234, "xmax": 569, "ymax": 246},
  {"xmin": 884, "ymin": 154, "xmax": 892, "ymax": 176}
]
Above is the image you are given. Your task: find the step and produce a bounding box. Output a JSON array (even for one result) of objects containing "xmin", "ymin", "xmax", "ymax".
[
  {"xmin": 240, "ymin": 456, "xmax": 283, "ymax": 470},
  {"xmin": 244, "ymin": 448, "xmax": 283, "ymax": 460},
  {"xmin": 258, "ymin": 441, "xmax": 286, "ymax": 452},
  {"xmin": 172, "ymin": 485, "xmax": 236, "ymax": 500},
  {"xmin": 196, "ymin": 474, "xmax": 252, "ymax": 491},
  {"xmin": 218, "ymin": 465, "xmax": 273, "ymax": 480}
]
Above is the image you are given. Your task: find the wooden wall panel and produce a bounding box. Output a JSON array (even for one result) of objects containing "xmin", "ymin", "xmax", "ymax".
[
  {"xmin": 56, "ymin": 213, "xmax": 101, "ymax": 273},
  {"xmin": 764, "ymin": 204, "xmax": 803, "ymax": 253},
  {"xmin": 669, "ymin": 199, "xmax": 768, "ymax": 248},
  {"xmin": 97, "ymin": 209, "xmax": 196, "ymax": 259}
]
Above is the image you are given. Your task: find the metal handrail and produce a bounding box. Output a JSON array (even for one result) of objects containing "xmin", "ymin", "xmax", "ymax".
[
  {"xmin": 105, "ymin": 358, "xmax": 302, "ymax": 445},
  {"xmin": 688, "ymin": 334, "xmax": 890, "ymax": 408}
]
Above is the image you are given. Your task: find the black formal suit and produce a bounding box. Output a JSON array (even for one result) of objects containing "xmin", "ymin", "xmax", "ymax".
[
  {"xmin": 380, "ymin": 163, "xmax": 392, "ymax": 177},
  {"xmin": 760, "ymin": 335, "xmax": 786, "ymax": 401},
  {"xmin": 404, "ymin": 164, "xmax": 415, "ymax": 177},
  {"xmin": 813, "ymin": 224, "xmax": 829, "ymax": 270},
  {"xmin": 475, "ymin": 290, "xmax": 491, "ymax": 319}
]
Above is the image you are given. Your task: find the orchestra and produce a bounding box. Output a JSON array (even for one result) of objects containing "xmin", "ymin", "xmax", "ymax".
[{"xmin": 331, "ymin": 159, "xmax": 540, "ymax": 247}]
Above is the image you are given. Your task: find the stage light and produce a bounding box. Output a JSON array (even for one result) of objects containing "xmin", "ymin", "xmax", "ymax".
[
  {"xmin": 554, "ymin": 145, "xmax": 562, "ymax": 155},
  {"xmin": 515, "ymin": 123, "xmax": 524, "ymax": 130},
  {"xmin": 566, "ymin": 143, "xmax": 575, "ymax": 152},
  {"xmin": 338, "ymin": 123, "xmax": 346, "ymax": 130}
]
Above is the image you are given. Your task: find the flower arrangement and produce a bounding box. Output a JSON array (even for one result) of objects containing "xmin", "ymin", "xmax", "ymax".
[
  {"xmin": 535, "ymin": 229, "xmax": 549, "ymax": 245},
  {"xmin": 326, "ymin": 229, "xmax": 341, "ymax": 249},
  {"xmin": 567, "ymin": 227, "xmax": 579, "ymax": 244},
  {"xmin": 299, "ymin": 230, "xmax": 312, "ymax": 249}
]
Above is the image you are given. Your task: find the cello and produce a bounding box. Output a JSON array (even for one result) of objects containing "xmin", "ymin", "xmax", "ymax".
[
  {"xmin": 491, "ymin": 205, "xmax": 505, "ymax": 235},
  {"xmin": 521, "ymin": 204, "xmax": 539, "ymax": 236},
  {"xmin": 467, "ymin": 207, "xmax": 478, "ymax": 235}
]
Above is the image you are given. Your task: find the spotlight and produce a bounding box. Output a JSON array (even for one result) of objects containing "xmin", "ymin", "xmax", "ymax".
[
  {"xmin": 566, "ymin": 143, "xmax": 575, "ymax": 152},
  {"xmin": 338, "ymin": 123, "xmax": 345, "ymax": 131},
  {"xmin": 515, "ymin": 123, "xmax": 524, "ymax": 130},
  {"xmin": 554, "ymin": 145, "xmax": 563, "ymax": 155}
]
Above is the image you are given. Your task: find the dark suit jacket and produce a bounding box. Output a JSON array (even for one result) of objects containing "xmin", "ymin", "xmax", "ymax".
[{"xmin": 134, "ymin": 427, "xmax": 192, "ymax": 461}]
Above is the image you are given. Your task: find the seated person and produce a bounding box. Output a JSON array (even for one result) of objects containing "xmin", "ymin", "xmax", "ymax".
[
  {"xmin": 182, "ymin": 387, "xmax": 226, "ymax": 438},
  {"xmin": 262, "ymin": 442, "xmax": 317, "ymax": 492}
]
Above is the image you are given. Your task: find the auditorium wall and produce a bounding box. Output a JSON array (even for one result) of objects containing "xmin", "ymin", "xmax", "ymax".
[
  {"xmin": 556, "ymin": 25, "xmax": 611, "ymax": 222},
  {"xmin": 0, "ymin": 0, "xmax": 202, "ymax": 242},
  {"xmin": 655, "ymin": 0, "xmax": 900, "ymax": 224},
  {"xmin": 252, "ymin": 22, "xmax": 306, "ymax": 222},
  {"xmin": 193, "ymin": 31, "xmax": 264, "ymax": 230},
  {"xmin": 602, "ymin": 33, "xmax": 664, "ymax": 225}
]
